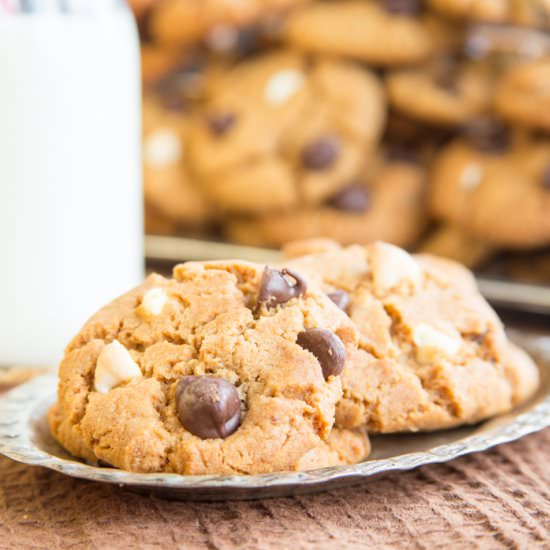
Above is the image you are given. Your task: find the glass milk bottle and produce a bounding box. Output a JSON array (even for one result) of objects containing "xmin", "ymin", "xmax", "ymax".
[{"xmin": 0, "ymin": 1, "xmax": 143, "ymax": 367}]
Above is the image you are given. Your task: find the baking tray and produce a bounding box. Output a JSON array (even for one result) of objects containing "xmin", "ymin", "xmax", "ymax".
[
  {"xmin": 0, "ymin": 329, "xmax": 548, "ymax": 501},
  {"xmin": 145, "ymin": 235, "xmax": 550, "ymax": 315}
]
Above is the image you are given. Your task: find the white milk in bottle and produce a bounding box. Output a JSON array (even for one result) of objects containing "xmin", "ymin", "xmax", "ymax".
[{"xmin": 0, "ymin": 1, "xmax": 143, "ymax": 366}]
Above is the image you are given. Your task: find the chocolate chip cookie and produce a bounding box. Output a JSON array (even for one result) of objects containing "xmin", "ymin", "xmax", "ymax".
[
  {"xmin": 282, "ymin": 240, "xmax": 540, "ymax": 432},
  {"xmin": 494, "ymin": 58, "xmax": 550, "ymax": 131},
  {"xmin": 429, "ymin": 126, "xmax": 550, "ymax": 248},
  {"xmin": 283, "ymin": 0, "xmax": 457, "ymax": 66},
  {"xmin": 49, "ymin": 260, "xmax": 369, "ymax": 474},
  {"xmin": 142, "ymin": 97, "xmax": 213, "ymax": 229},
  {"xmin": 187, "ymin": 51, "xmax": 386, "ymax": 215},
  {"xmin": 148, "ymin": 0, "xmax": 308, "ymax": 50},
  {"xmin": 386, "ymin": 57, "xmax": 494, "ymax": 125},
  {"xmin": 224, "ymin": 149, "xmax": 427, "ymax": 248}
]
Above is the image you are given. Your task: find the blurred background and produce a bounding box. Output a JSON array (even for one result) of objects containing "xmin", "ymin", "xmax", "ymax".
[{"xmin": 2, "ymin": 0, "xmax": 550, "ymax": 366}]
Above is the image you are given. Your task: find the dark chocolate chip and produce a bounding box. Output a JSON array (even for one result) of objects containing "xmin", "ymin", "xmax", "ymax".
[
  {"xmin": 257, "ymin": 267, "xmax": 307, "ymax": 310},
  {"xmin": 297, "ymin": 328, "xmax": 346, "ymax": 380},
  {"xmin": 208, "ymin": 113, "xmax": 236, "ymax": 135},
  {"xmin": 301, "ymin": 136, "xmax": 341, "ymax": 170},
  {"xmin": 385, "ymin": 143, "xmax": 421, "ymax": 164},
  {"xmin": 327, "ymin": 290, "xmax": 350, "ymax": 312},
  {"xmin": 176, "ymin": 376, "xmax": 241, "ymax": 439},
  {"xmin": 382, "ymin": 0, "xmax": 424, "ymax": 15},
  {"xmin": 463, "ymin": 119, "xmax": 509, "ymax": 153},
  {"xmin": 434, "ymin": 70, "xmax": 459, "ymax": 94},
  {"xmin": 328, "ymin": 183, "xmax": 370, "ymax": 213},
  {"xmin": 541, "ymin": 164, "xmax": 550, "ymax": 190}
]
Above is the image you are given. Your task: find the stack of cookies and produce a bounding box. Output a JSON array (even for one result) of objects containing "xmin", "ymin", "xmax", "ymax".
[
  {"xmin": 135, "ymin": 0, "xmax": 550, "ymax": 271},
  {"xmin": 49, "ymin": 240, "xmax": 540, "ymax": 474}
]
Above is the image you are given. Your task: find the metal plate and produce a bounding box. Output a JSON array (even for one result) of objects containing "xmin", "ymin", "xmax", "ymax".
[
  {"xmin": 0, "ymin": 330, "xmax": 548, "ymax": 501},
  {"xmin": 145, "ymin": 235, "xmax": 550, "ymax": 314}
]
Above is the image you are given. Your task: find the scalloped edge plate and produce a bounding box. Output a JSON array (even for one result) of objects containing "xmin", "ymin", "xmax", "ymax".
[{"xmin": 0, "ymin": 330, "xmax": 549, "ymax": 501}]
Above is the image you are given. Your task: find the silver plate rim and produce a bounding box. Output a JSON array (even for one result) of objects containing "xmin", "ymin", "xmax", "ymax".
[{"xmin": 0, "ymin": 330, "xmax": 549, "ymax": 500}]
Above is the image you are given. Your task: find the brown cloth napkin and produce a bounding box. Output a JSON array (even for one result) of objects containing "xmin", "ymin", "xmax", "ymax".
[{"xmin": 0, "ymin": 428, "xmax": 548, "ymax": 549}]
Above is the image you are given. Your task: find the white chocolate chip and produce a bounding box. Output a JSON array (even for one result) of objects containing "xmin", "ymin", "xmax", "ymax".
[
  {"xmin": 460, "ymin": 163, "xmax": 483, "ymax": 191},
  {"xmin": 144, "ymin": 129, "xmax": 182, "ymax": 168},
  {"xmin": 94, "ymin": 340, "xmax": 142, "ymax": 394},
  {"xmin": 264, "ymin": 69, "xmax": 304, "ymax": 105},
  {"xmin": 371, "ymin": 242, "xmax": 422, "ymax": 294},
  {"xmin": 141, "ymin": 287, "xmax": 168, "ymax": 316},
  {"xmin": 413, "ymin": 324, "xmax": 461, "ymax": 364}
]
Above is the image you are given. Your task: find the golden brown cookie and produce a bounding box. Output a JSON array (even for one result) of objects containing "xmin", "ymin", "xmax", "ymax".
[
  {"xmin": 428, "ymin": 0, "xmax": 510, "ymax": 23},
  {"xmin": 429, "ymin": 127, "xmax": 550, "ymax": 248},
  {"xmin": 283, "ymin": 0, "xmax": 458, "ymax": 66},
  {"xmin": 494, "ymin": 58, "xmax": 550, "ymax": 131},
  {"xmin": 142, "ymin": 97, "xmax": 213, "ymax": 229},
  {"xmin": 281, "ymin": 240, "xmax": 540, "ymax": 432},
  {"xmin": 149, "ymin": 0, "xmax": 308, "ymax": 49},
  {"xmin": 187, "ymin": 51, "xmax": 386, "ymax": 215},
  {"xmin": 49, "ymin": 260, "xmax": 370, "ymax": 474},
  {"xmin": 386, "ymin": 57, "xmax": 494, "ymax": 126},
  {"xmin": 418, "ymin": 224, "xmax": 495, "ymax": 268},
  {"xmin": 224, "ymin": 150, "xmax": 427, "ymax": 248}
]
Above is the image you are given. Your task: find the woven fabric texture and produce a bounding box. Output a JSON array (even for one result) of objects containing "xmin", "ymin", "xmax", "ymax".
[{"xmin": 0, "ymin": 427, "xmax": 548, "ymax": 549}]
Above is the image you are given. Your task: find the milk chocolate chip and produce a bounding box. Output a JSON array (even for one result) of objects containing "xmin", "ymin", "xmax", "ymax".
[
  {"xmin": 327, "ymin": 290, "xmax": 350, "ymax": 312},
  {"xmin": 383, "ymin": 0, "xmax": 424, "ymax": 15},
  {"xmin": 176, "ymin": 376, "xmax": 241, "ymax": 439},
  {"xmin": 302, "ymin": 136, "xmax": 341, "ymax": 170},
  {"xmin": 541, "ymin": 164, "xmax": 550, "ymax": 190},
  {"xmin": 328, "ymin": 184, "xmax": 370, "ymax": 213},
  {"xmin": 464, "ymin": 119, "xmax": 509, "ymax": 153},
  {"xmin": 297, "ymin": 328, "xmax": 346, "ymax": 380},
  {"xmin": 257, "ymin": 267, "xmax": 307, "ymax": 309},
  {"xmin": 208, "ymin": 112, "xmax": 236, "ymax": 135}
]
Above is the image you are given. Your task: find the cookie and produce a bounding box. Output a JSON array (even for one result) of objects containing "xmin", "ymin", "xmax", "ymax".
[
  {"xmin": 430, "ymin": 0, "xmax": 550, "ymax": 27},
  {"xmin": 49, "ymin": 260, "xmax": 370, "ymax": 474},
  {"xmin": 224, "ymin": 150, "xmax": 427, "ymax": 248},
  {"xmin": 418, "ymin": 224, "xmax": 495, "ymax": 268},
  {"xmin": 386, "ymin": 57, "xmax": 493, "ymax": 126},
  {"xmin": 283, "ymin": 0, "xmax": 457, "ymax": 66},
  {"xmin": 429, "ymin": 127, "xmax": 550, "ymax": 248},
  {"xmin": 142, "ymin": 97, "xmax": 213, "ymax": 229},
  {"xmin": 428, "ymin": 0, "xmax": 509, "ymax": 23},
  {"xmin": 281, "ymin": 240, "xmax": 540, "ymax": 432},
  {"xmin": 187, "ymin": 51, "xmax": 386, "ymax": 215},
  {"xmin": 149, "ymin": 0, "xmax": 307, "ymax": 49},
  {"xmin": 494, "ymin": 58, "xmax": 550, "ymax": 131}
]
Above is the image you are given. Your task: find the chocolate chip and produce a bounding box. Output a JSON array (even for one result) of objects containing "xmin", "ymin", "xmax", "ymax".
[
  {"xmin": 463, "ymin": 119, "xmax": 509, "ymax": 153},
  {"xmin": 208, "ymin": 113, "xmax": 236, "ymax": 136},
  {"xmin": 301, "ymin": 136, "xmax": 341, "ymax": 170},
  {"xmin": 297, "ymin": 328, "xmax": 346, "ymax": 380},
  {"xmin": 541, "ymin": 164, "xmax": 550, "ymax": 190},
  {"xmin": 257, "ymin": 267, "xmax": 307, "ymax": 310},
  {"xmin": 385, "ymin": 143, "xmax": 420, "ymax": 164},
  {"xmin": 176, "ymin": 376, "xmax": 241, "ymax": 439},
  {"xmin": 327, "ymin": 290, "xmax": 350, "ymax": 312},
  {"xmin": 434, "ymin": 70, "xmax": 459, "ymax": 94},
  {"xmin": 382, "ymin": 0, "xmax": 424, "ymax": 15},
  {"xmin": 328, "ymin": 184, "xmax": 370, "ymax": 213}
]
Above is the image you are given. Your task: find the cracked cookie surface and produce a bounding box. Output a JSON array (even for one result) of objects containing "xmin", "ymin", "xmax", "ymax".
[
  {"xmin": 49, "ymin": 260, "xmax": 369, "ymax": 475},
  {"xmin": 282, "ymin": 240, "xmax": 540, "ymax": 432}
]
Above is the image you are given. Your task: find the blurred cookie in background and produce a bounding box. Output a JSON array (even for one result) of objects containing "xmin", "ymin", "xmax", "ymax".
[
  {"xmin": 225, "ymin": 149, "xmax": 427, "ymax": 248},
  {"xmin": 187, "ymin": 51, "xmax": 386, "ymax": 215},
  {"xmin": 145, "ymin": 0, "xmax": 308, "ymax": 51},
  {"xmin": 283, "ymin": 0, "xmax": 462, "ymax": 66},
  {"xmin": 142, "ymin": 97, "xmax": 214, "ymax": 233},
  {"xmin": 494, "ymin": 57, "xmax": 550, "ymax": 131},
  {"xmin": 386, "ymin": 57, "xmax": 494, "ymax": 126},
  {"xmin": 418, "ymin": 224, "xmax": 495, "ymax": 268},
  {"xmin": 429, "ymin": 122, "xmax": 550, "ymax": 249}
]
